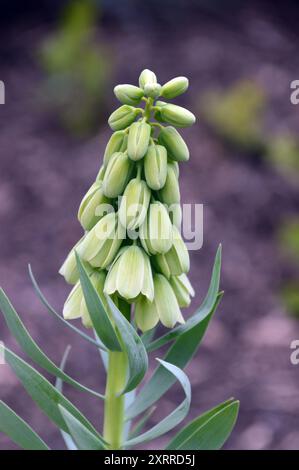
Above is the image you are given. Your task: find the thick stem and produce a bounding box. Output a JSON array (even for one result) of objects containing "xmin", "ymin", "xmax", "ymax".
[{"xmin": 103, "ymin": 351, "xmax": 127, "ymax": 449}]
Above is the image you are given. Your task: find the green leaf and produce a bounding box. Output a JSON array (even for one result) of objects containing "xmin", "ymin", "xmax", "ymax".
[
  {"xmin": 128, "ymin": 406, "xmax": 156, "ymax": 440},
  {"xmin": 58, "ymin": 405, "xmax": 106, "ymax": 450},
  {"xmin": 76, "ymin": 254, "xmax": 121, "ymax": 351},
  {"xmin": 107, "ymin": 297, "xmax": 148, "ymax": 393},
  {"xmin": 55, "ymin": 346, "xmax": 77, "ymax": 450},
  {"xmin": 126, "ymin": 292, "xmax": 223, "ymax": 420},
  {"xmin": 125, "ymin": 360, "xmax": 191, "ymax": 446},
  {"xmin": 0, "ymin": 343, "xmax": 101, "ymax": 438},
  {"xmin": 0, "ymin": 288, "xmax": 104, "ymax": 400},
  {"xmin": 29, "ymin": 265, "xmax": 105, "ymax": 350},
  {"xmin": 0, "ymin": 400, "xmax": 49, "ymax": 450},
  {"xmin": 166, "ymin": 399, "xmax": 239, "ymax": 450},
  {"xmin": 147, "ymin": 244, "xmax": 222, "ymax": 352}
]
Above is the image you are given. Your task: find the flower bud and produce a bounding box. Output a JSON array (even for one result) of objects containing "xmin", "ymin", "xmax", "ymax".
[
  {"xmin": 59, "ymin": 237, "xmax": 85, "ymax": 285},
  {"xmin": 96, "ymin": 165, "xmax": 106, "ymax": 181},
  {"xmin": 168, "ymin": 203, "xmax": 182, "ymax": 229},
  {"xmin": 119, "ymin": 178, "xmax": 150, "ymax": 230},
  {"xmin": 103, "ymin": 130, "xmax": 128, "ymax": 167},
  {"xmin": 77, "ymin": 212, "xmax": 125, "ymax": 268},
  {"xmin": 158, "ymin": 126, "xmax": 189, "ymax": 162},
  {"xmin": 78, "ymin": 181, "xmax": 110, "ymax": 231},
  {"xmin": 114, "ymin": 84, "xmax": 144, "ymax": 106},
  {"xmin": 161, "ymin": 76, "xmax": 189, "ymax": 99},
  {"xmin": 154, "ymin": 226, "xmax": 190, "ymax": 277},
  {"xmin": 160, "ymin": 104, "xmax": 196, "ymax": 128},
  {"xmin": 144, "ymin": 83, "xmax": 161, "ymax": 99},
  {"xmin": 169, "ymin": 273, "xmax": 195, "ymax": 308},
  {"xmin": 135, "ymin": 274, "xmax": 184, "ymax": 331},
  {"xmin": 154, "ymin": 100, "xmax": 167, "ymax": 122},
  {"xmin": 127, "ymin": 121, "xmax": 151, "ymax": 161},
  {"xmin": 139, "ymin": 69, "xmax": 157, "ymax": 89},
  {"xmin": 108, "ymin": 105, "xmax": 139, "ymax": 131},
  {"xmin": 102, "ymin": 152, "xmax": 132, "ymax": 198},
  {"xmin": 158, "ymin": 163, "xmax": 180, "ymax": 205},
  {"xmin": 144, "ymin": 144, "xmax": 167, "ymax": 190},
  {"xmin": 139, "ymin": 202, "xmax": 173, "ymax": 255},
  {"xmin": 104, "ymin": 245, "xmax": 154, "ymax": 301}
]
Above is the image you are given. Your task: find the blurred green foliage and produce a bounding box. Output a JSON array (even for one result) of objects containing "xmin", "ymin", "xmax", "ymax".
[
  {"xmin": 39, "ymin": 0, "xmax": 111, "ymax": 136},
  {"xmin": 199, "ymin": 80, "xmax": 266, "ymax": 153},
  {"xmin": 281, "ymin": 283, "xmax": 299, "ymax": 318},
  {"xmin": 266, "ymin": 134, "xmax": 299, "ymax": 183}
]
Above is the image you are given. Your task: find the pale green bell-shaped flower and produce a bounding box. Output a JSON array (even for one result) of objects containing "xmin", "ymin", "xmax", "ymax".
[
  {"xmin": 59, "ymin": 236, "xmax": 86, "ymax": 285},
  {"xmin": 77, "ymin": 212, "xmax": 125, "ymax": 268},
  {"xmin": 78, "ymin": 181, "xmax": 111, "ymax": 231},
  {"xmin": 102, "ymin": 152, "xmax": 133, "ymax": 198},
  {"xmin": 103, "ymin": 130, "xmax": 128, "ymax": 167},
  {"xmin": 114, "ymin": 84, "xmax": 144, "ymax": 106},
  {"xmin": 139, "ymin": 201, "xmax": 173, "ymax": 255},
  {"xmin": 108, "ymin": 105, "xmax": 139, "ymax": 131},
  {"xmin": 144, "ymin": 144, "xmax": 167, "ymax": 190},
  {"xmin": 104, "ymin": 245, "xmax": 154, "ymax": 302},
  {"xmin": 63, "ymin": 271, "xmax": 108, "ymax": 328},
  {"xmin": 139, "ymin": 69, "xmax": 157, "ymax": 89},
  {"xmin": 158, "ymin": 126, "xmax": 189, "ymax": 162},
  {"xmin": 160, "ymin": 104, "xmax": 196, "ymax": 128},
  {"xmin": 119, "ymin": 178, "xmax": 151, "ymax": 230},
  {"xmin": 154, "ymin": 226, "xmax": 190, "ymax": 278},
  {"xmin": 127, "ymin": 121, "xmax": 151, "ymax": 161},
  {"xmin": 158, "ymin": 163, "xmax": 180, "ymax": 205},
  {"xmin": 135, "ymin": 273, "xmax": 184, "ymax": 331},
  {"xmin": 169, "ymin": 273, "xmax": 195, "ymax": 308},
  {"xmin": 161, "ymin": 76, "xmax": 189, "ymax": 99}
]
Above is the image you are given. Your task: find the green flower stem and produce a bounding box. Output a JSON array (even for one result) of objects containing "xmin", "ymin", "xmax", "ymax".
[
  {"xmin": 143, "ymin": 97, "xmax": 153, "ymax": 121},
  {"xmin": 103, "ymin": 350, "xmax": 128, "ymax": 449}
]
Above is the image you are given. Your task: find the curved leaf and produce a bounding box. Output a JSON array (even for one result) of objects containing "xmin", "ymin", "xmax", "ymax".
[
  {"xmin": 0, "ymin": 344, "xmax": 101, "ymax": 438},
  {"xmin": 0, "ymin": 401, "xmax": 49, "ymax": 450},
  {"xmin": 76, "ymin": 254, "xmax": 121, "ymax": 351},
  {"xmin": 125, "ymin": 359, "xmax": 191, "ymax": 446},
  {"xmin": 126, "ymin": 292, "xmax": 223, "ymax": 420},
  {"xmin": 166, "ymin": 399, "xmax": 239, "ymax": 450},
  {"xmin": 29, "ymin": 265, "xmax": 105, "ymax": 350},
  {"xmin": 107, "ymin": 297, "xmax": 148, "ymax": 393},
  {"xmin": 0, "ymin": 288, "xmax": 104, "ymax": 399},
  {"xmin": 147, "ymin": 244, "xmax": 222, "ymax": 352},
  {"xmin": 58, "ymin": 405, "xmax": 106, "ymax": 450}
]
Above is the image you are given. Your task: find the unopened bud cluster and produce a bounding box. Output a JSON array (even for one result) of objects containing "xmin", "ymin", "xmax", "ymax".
[{"xmin": 60, "ymin": 69, "xmax": 196, "ymax": 331}]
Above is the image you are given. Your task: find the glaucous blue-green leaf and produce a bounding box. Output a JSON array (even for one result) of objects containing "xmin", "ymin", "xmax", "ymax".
[
  {"xmin": 58, "ymin": 405, "xmax": 106, "ymax": 450},
  {"xmin": 76, "ymin": 254, "xmax": 121, "ymax": 351},
  {"xmin": 128, "ymin": 406, "xmax": 156, "ymax": 440},
  {"xmin": 29, "ymin": 265, "xmax": 104, "ymax": 349},
  {"xmin": 0, "ymin": 343, "xmax": 101, "ymax": 437},
  {"xmin": 0, "ymin": 400, "xmax": 49, "ymax": 450},
  {"xmin": 147, "ymin": 244, "xmax": 222, "ymax": 352},
  {"xmin": 166, "ymin": 399, "xmax": 239, "ymax": 450},
  {"xmin": 107, "ymin": 297, "xmax": 148, "ymax": 393},
  {"xmin": 126, "ymin": 292, "xmax": 223, "ymax": 420},
  {"xmin": 125, "ymin": 359, "xmax": 191, "ymax": 446},
  {"xmin": 0, "ymin": 288, "xmax": 103, "ymax": 399},
  {"xmin": 55, "ymin": 346, "xmax": 77, "ymax": 450}
]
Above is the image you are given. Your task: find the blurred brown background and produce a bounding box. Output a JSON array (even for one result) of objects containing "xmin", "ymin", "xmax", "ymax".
[{"xmin": 1, "ymin": 0, "xmax": 299, "ymax": 450}]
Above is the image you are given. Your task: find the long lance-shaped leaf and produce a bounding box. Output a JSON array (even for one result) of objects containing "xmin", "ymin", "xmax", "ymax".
[
  {"xmin": 107, "ymin": 297, "xmax": 148, "ymax": 393},
  {"xmin": 29, "ymin": 265, "xmax": 105, "ymax": 350},
  {"xmin": 126, "ymin": 293, "xmax": 223, "ymax": 420},
  {"xmin": 58, "ymin": 405, "xmax": 106, "ymax": 450},
  {"xmin": 0, "ymin": 343, "xmax": 102, "ymax": 438},
  {"xmin": 166, "ymin": 399, "xmax": 240, "ymax": 450},
  {"xmin": 0, "ymin": 289, "xmax": 104, "ymax": 400},
  {"xmin": 0, "ymin": 401, "xmax": 49, "ymax": 450},
  {"xmin": 147, "ymin": 245, "xmax": 222, "ymax": 352},
  {"xmin": 55, "ymin": 347, "xmax": 77, "ymax": 451},
  {"xmin": 76, "ymin": 254, "xmax": 121, "ymax": 351},
  {"xmin": 125, "ymin": 360, "xmax": 191, "ymax": 447},
  {"xmin": 128, "ymin": 406, "xmax": 156, "ymax": 440}
]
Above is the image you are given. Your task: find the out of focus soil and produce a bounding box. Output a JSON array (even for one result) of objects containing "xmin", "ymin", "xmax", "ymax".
[{"xmin": 1, "ymin": 5, "xmax": 299, "ymax": 450}]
